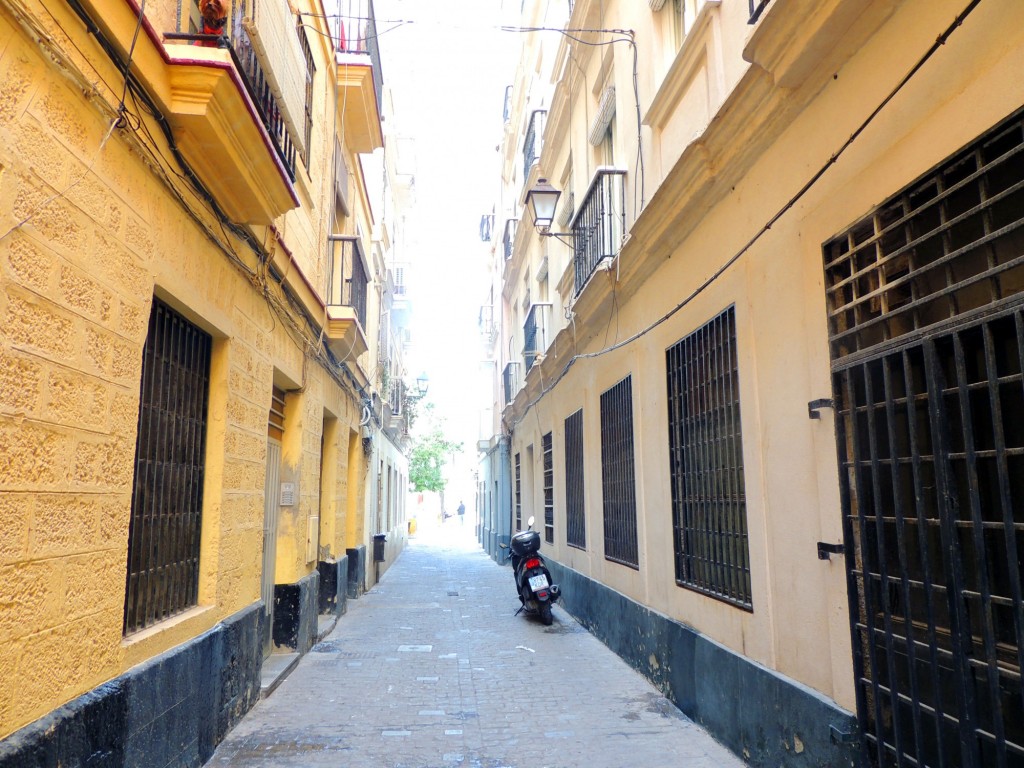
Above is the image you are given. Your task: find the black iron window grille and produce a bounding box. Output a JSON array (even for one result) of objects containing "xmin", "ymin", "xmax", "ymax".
[
  {"xmin": 124, "ymin": 299, "xmax": 212, "ymax": 635},
  {"xmin": 503, "ymin": 218, "xmax": 518, "ymax": 261},
  {"xmin": 600, "ymin": 376, "xmax": 639, "ymax": 568},
  {"xmin": 327, "ymin": 235, "xmax": 369, "ymax": 329},
  {"xmin": 298, "ymin": 21, "xmax": 315, "ymax": 169},
  {"xmin": 825, "ymin": 109, "xmax": 1024, "ymax": 768},
  {"xmin": 565, "ymin": 409, "xmax": 586, "ymax": 549},
  {"xmin": 523, "ymin": 303, "xmax": 552, "ymax": 373},
  {"xmin": 514, "ymin": 452, "xmax": 522, "ymax": 532},
  {"xmin": 824, "ymin": 112, "xmax": 1024, "ymax": 363},
  {"xmin": 748, "ymin": 0, "xmax": 770, "ymax": 23},
  {"xmin": 572, "ymin": 169, "xmax": 626, "ymax": 296},
  {"xmin": 503, "ymin": 361, "xmax": 521, "ymax": 404},
  {"xmin": 523, "ymin": 110, "xmax": 547, "ymax": 185},
  {"xmin": 542, "ymin": 432, "xmax": 554, "ymax": 544},
  {"xmin": 666, "ymin": 306, "xmax": 751, "ymax": 610}
]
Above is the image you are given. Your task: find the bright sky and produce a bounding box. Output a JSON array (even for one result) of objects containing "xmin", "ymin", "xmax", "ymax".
[{"xmin": 374, "ymin": 0, "xmax": 519, "ymax": 463}]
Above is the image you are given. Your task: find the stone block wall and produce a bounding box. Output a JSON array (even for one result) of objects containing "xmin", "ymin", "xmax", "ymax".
[{"xmin": 0, "ymin": 0, "xmax": 372, "ymax": 744}]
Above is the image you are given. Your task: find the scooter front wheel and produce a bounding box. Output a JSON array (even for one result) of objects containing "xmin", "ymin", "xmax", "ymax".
[{"xmin": 538, "ymin": 600, "xmax": 553, "ymax": 626}]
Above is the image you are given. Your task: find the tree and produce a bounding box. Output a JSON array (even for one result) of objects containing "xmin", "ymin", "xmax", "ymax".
[{"xmin": 408, "ymin": 407, "xmax": 462, "ymax": 493}]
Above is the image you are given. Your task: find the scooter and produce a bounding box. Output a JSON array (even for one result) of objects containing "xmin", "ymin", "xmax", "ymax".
[{"xmin": 499, "ymin": 516, "xmax": 560, "ymax": 626}]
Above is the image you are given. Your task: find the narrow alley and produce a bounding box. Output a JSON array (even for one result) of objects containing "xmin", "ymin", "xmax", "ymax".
[{"xmin": 210, "ymin": 527, "xmax": 745, "ymax": 768}]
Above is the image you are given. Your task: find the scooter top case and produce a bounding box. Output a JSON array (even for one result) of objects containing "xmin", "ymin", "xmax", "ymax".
[{"xmin": 510, "ymin": 530, "xmax": 541, "ymax": 556}]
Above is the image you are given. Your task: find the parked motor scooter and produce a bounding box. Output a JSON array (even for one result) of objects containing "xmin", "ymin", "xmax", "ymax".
[{"xmin": 499, "ymin": 516, "xmax": 560, "ymax": 625}]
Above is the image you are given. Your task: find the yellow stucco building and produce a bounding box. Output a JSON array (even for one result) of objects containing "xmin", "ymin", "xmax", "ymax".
[
  {"xmin": 485, "ymin": 0, "xmax": 1024, "ymax": 766},
  {"xmin": 0, "ymin": 0, "xmax": 410, "ymax": 761}
]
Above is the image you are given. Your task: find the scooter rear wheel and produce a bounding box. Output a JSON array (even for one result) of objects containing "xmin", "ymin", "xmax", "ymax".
[{"xmin": 538, "ymin": 601, "xmax": 553, "ymax": 626}]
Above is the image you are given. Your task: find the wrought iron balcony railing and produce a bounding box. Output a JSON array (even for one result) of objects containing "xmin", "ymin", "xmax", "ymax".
[
  {"xmin": 749, "ymin": 0, "xmax": 770, "ymax": 22},
  {"xmin": 523, "ymin": 110, "xmax": 546, "ymax": 184},
  {"xmin": 167, "ymin": 2, "xmax": 300, "ymax": 180},
  {"xmin": 389, "ymin": 379, "xmax": 403, "ymax": 417},
  {"xmin": 523, "ymin": 303, "xmax": 552, "ymax": 373},
  {"xmin": 503, "ymin": 362, "xmax": 521, "ymax": 405},
  {"xmin": 327, "ymin": 235, "xmax": 369, "ymax": 329},
  {"xmin": 230, "ymin": 26, "xmax": 298, "ymax": 180},
  {"xmin": 331, "ymin": 0, "xmax": 384, "ymax": 111},
  {"xmin": 571, "ymin": 168, "xmax": 625, "ymax": 295},
  {"xmin": 502, "ymin": 218, "xmax": 518, "ymax": 261}
]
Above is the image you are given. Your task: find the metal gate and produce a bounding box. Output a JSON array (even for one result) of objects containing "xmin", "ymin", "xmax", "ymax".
[
  {"xmin": 824, "ymin": 111, "xmax": 1024, "ymax": 767},
  {"xmin": 262, "ymin": 439, "xmax": 281, "ymax": 656},
  {"xmin": 262, "ymin": 385, "xmax": 286, "ymax": 656}
]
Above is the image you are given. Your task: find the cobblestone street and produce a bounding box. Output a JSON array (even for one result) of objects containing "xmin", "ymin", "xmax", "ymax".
[{"xmin": 210, "ymin": 526, "xmax": 746, "ymax": 768}]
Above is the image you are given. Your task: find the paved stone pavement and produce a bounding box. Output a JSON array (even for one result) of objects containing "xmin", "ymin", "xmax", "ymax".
[{"xmin": 210, "ymin": 525, "xmax": 746, "ymax": 768}]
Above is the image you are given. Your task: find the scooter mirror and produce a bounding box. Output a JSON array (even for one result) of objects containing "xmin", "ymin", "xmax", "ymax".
[{"xmin": 527, "ymin": 516, "xmax": 535, "ymax": 529}]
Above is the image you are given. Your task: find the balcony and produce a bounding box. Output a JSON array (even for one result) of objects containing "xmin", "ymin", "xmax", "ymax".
[
  {"xmin": 523, "ymin": 303, "xmax": 552, "ymax": 373},
  {"xmin": 502, "ymin": 218, "xmax": 518, "ymax": 261},
  {"xmin": 479, "ymin": 305, "xmax": 498, "ymax": 345},
  {"xmin": 523, "ymin": 110, "xmax": 547, "ymax": 185},
  {"xmin": 571, "ymin": 168, "xmax": 625, "ymax": 295},
  {"xmin": 325, "ymin": 236, "xmax": 370, "ymax": 360},
  {"xmin": 157, "ymin": 2, "xmax": 304, "ymax": 223},
  {"xmin": 332, "ymin": 0, "xmax": 384, "ymax": 153},
  {"xmin": 503, "ymin": 362, "xmax": 521, "ymax": 405}
]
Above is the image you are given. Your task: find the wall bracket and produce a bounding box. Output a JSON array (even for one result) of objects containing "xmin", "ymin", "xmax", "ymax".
[
  {"xmin": 808, "ymin": 398, "xmax": 835, "ymax": 419},
  {"xmin": 817, "ymin": 542, "xmax": 844, "ymax": 560}
]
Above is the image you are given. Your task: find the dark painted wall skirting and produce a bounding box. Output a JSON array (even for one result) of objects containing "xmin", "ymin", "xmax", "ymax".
[
  {"xmin": 545, "ymin": 560, "xmax": 865, "ymax": 768},
  {"xmin": 317, "ymin": 555, "xmax": 348, "ymax": 617},
  {"xmin": 346, "ymin": 545, "xmax": 366, "ymax": 599},
  {"xmin": 0, "ymin": 603, "xmax": 263, "ymax": 768},
  {"xmin": 272, "ymin": 570, "xmax": 319, "ymax": 654}
]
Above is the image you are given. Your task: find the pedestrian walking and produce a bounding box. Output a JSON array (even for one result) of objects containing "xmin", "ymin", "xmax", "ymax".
[{"xmin": 457, "ymin": 501, "xmax": 465, "ymax": 525}]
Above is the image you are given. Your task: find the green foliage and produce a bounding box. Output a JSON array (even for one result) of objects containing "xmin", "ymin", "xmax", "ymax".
[{"xmin": 408, "ymin": 407, "xmax": 462, "ymax": 493}]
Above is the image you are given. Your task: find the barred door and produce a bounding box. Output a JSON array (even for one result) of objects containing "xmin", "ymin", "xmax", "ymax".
[
  {"xmin": 262, "ymin": 439, "xmax": 281, "ymax": 656},
  {"xmin": 833, "ymin": 316, "xmax": 1024, "ymax": 768},
  {"xmin": 262, "ymin": 386, "xmax": 285, "ymax": 656},
  {"xmin": 824, "ymin": 111, "xmax": 1024, "ymax": 767}
]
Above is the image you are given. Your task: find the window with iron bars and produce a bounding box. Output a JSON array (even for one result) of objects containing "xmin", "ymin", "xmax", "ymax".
[
  {"xmin": 600, "ymin": 376, "xmax": 639, "ymax": 568},
  {"xmin": 666, "ymin": 306, "xmax": 751, "ymax": 610},
  {"xmin": 542, "ymin": 432, "xmax": 554, "ymax": 544},
  {"xmin": 503, "ymin": 218, "xmax": 518, "ymax": 261},
  {"xmin": 514, "ymin": 452, "xmax": 522, "ymax": 531},
  {"xmin": 523, "ymin": 110, "xmax": 546, "ymax": 185},
  {"xmin": 124, "ymin": 299, "xmax": 212, "ymax": 635},
  {"xmin": 564, "ymin": 409, "xmax": 586, "ymax": 549},
  {"xmin": 298, "ymin": 21, "xmax": 315, "ymax": 170}
]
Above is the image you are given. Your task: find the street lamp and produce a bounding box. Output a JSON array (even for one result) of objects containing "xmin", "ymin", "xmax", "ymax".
[
  {"xmin": 525, "ymin": 178, "xmax": 561, "ymax": 230},
  {"xmin": 415, "ymin": 372, "xmax": 429, "ymax": 396},
  {"xmin": 525, "ymin": 178, "xmax": 574, "ymax": 247}
]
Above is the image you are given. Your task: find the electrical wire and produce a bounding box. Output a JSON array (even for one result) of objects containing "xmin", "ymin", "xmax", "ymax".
[
  {"xmin": 0, "ymin": 117, "xmax": 120, "ymax": 245},
  {"xmin": 507, "ymin": 0, "xmax": 985, "ymax": 431},
  {"xmin": 39, "ymin": 0, "xmax": 367, "ymax": 404},
  {"xmin": 118, "ymin": 0, "xmax": 147, "ymax": 112}
]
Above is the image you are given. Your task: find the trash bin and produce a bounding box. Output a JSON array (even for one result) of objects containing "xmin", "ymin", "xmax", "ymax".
[
  {"xmin": 372, "ymin": 533, "xmax": 387, "ymax": 562},
  {"xmin": 408, "ymin": 518, "xmax": 417, "ymax": 536}
]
